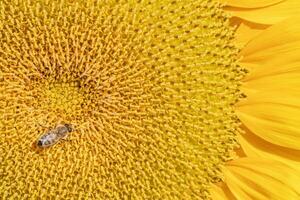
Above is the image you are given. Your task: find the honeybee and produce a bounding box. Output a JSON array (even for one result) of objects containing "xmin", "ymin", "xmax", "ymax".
[{"xmin": 37, "ymin": 123, "xmax": 73, "ymax": 148}]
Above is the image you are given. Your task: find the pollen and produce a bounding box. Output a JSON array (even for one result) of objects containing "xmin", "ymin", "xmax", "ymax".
[{"xmin": 0, "ymin": 0, "xmax": 244, "ymax": 199}]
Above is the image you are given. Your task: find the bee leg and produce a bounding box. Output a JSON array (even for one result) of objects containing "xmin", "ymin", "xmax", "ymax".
[
  {"xmin": 61, "ymin": 135, "xmax": 72, "ymax": 141},
  {"xmin": 36, "ymin": 121, "xmax": 50, "ymax": 130}
]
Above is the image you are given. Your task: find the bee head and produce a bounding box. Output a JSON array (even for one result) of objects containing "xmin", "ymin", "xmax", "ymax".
[{"xmin": 64, "ymin": 123, "xmax": 73, "ymax": 132}]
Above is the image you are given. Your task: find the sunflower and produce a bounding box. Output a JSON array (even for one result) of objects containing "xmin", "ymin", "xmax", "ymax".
[{"xmin": 0, "ymin": 0, "xmax": 299, "ymax": 199}]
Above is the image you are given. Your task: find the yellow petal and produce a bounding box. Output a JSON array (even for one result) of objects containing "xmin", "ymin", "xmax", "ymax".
[
  {"xmin": 225, "ymin": 0, "xmax": 300, "ymax": 25},
  {"xmin": 238, "ymin": 130, "xmax": 300, "ymax": 171},
  {"xmin": 238, "ymin": 16, "xmax": 300, "ymax": 150},
  {"xmin": 242, "ymin": 59, "xmax": 300, "ymax": 82},
  {"xmin": 224, "ymin": 158, "xmax": 300, "ymax": 200},
  {"xmin": 240, "ymin": 15, "xmax": 300, "ymax": 82},
  {"xmin": 242, "ymin": 64, "xmax": 300, "ymax": 98},
  {"xmin": 241, "ymin": 73, "xmax": 300, "ymax": 99},
  {"xmin": 237, "ymin": 102, "xmax": 300, "ymax": 150},
  {"xmin": 235, "ymin": 22, "xmax": 270, "ymax": 46},
  {"xmin": 210, "ymin": 183, "xmax": 236, "ymax": 200},
  {"xmin": 240, "ymin": 15, "xmax": 300, "ymax": 58},
  {"xmin": 238, "ymin": 67, "xmax": 300, "ymax": 150},
  {"xmin": 219, "ymin": 0, "xmax": 284, "ymax": 8},
  {"xmin": 242, "ymin": 41, "xmax": 300, "ymax": 72}
]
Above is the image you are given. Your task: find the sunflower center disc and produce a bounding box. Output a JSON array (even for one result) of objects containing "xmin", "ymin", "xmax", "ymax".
[
  {"xmin": 0, "ymin": 0, "xmax": 244, "ymax": 199},
  {"xmin": 40, "ymin": 82, "xmax": 83, "ymax": 114}
]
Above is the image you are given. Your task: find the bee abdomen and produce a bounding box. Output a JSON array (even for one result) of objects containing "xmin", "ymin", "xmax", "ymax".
[{"xmin": 37, "ymin": 133, "xmax": 58, "ymax": 148}]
